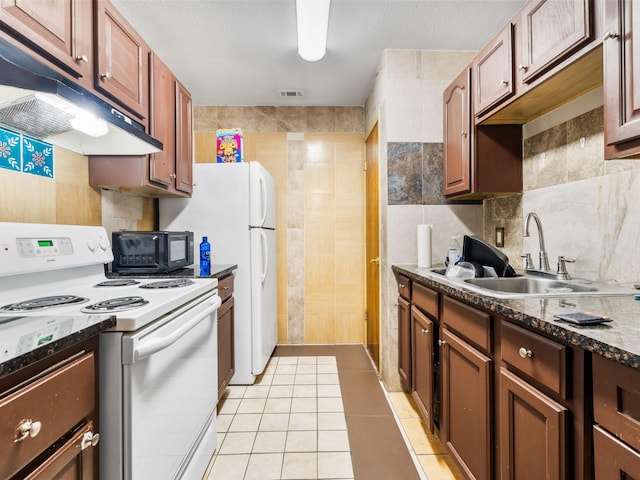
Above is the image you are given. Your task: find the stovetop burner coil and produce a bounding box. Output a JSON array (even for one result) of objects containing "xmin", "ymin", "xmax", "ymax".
[
  {"xmin": 140, "ymin": 279, "xmax": 195, "ymax": 289},
  {"xmin": 0, "ymin": 295, "xmax": 89, "ymax": 312},
  {"xmin": 82, "ymin": 296, "xmax": 149, "ymax": 313},
  {"xmin": 95, "ymin": 279, "xmax": 141, "ymax": 287}
]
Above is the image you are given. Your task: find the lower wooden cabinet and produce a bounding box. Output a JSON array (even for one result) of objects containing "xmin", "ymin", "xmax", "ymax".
[
  {"xmin": 411, "ymin": 305, "xmax": 434, "ymax": 433},
  {"xmin": 594, "ymin": 425, "xmax": 640, "ymax": 478},
  {"xmin": 398, "ymin": 296, "xmax": 411, "ymax": 391},
  {"xmin": 499, "ymin": 367, "xmax": 568, "ymax": 480},
  {"xmin": 24, "ymin": 421, "xmax": 97, "ymax": 480},
  {"xmin": 0, "ymin": 338, "xmax": 100, "ymax": 479},
  {"xmin": 441, "ymin": 327, "xmax": 492, "ymax": 480},
  {"xmin": 217, "ymin": 273, "xmax": 235, "ymax": 402},
  {"xmin": 592, "ymin": 352, "xmax": 640, "ymax": 477}
]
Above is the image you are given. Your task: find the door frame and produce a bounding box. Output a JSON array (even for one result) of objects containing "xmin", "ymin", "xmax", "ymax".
[{"xmin": 365, "ymin": 121, "xmax": 380, "ymax": 370}]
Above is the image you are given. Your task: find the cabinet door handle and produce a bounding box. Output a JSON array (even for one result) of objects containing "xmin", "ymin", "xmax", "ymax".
[
  {"xmin": 81, "ymin": 431, "xmax": 100, "ymax": 450},
  {"xmin": 101, "ymin": 72, "xmax": 112, "ymax": 80},
  {"xmin": 518, "ymin": 347, "xmax": 533, "ymax": 359},
  {"xmin": 14, "ymin": 419, "xmax": 42, "ymax": 442},
  {"xmin": 438, "ymin": 339, "xmax": 446, "ymax": 347},
  {"xmin": 500, "ymin": 79, "xmax": 508, "ymax": 86},
  {"xmin": 369, "ymin": 257, "xmax": 379, "ymax": 264},
  {"xmin": 602, "ymin": 31, "xmax": 619, "ymax": 41},
  {"xmin": 461, "ymin": 131, "xmax": 468, "ymax": 137},
  {"xmin": 75, "ymin": 54, "xmax": 89, "ymax": 63},
  {"xmin": 170, "ymin": 173, "xmax": 177, "ymax": 180},
  {"xmin": 398, "ymin": 283, "xmax": 405, "ymax": 288},
  {"xmin": 517, "ymin": 64, "xmax": 528, "ymax": 71},
  {"xmin": 421, "ymin": 328, "xmax": 429, "ymax": 334}
]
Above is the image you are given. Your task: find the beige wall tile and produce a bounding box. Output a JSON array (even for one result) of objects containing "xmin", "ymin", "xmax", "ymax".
[
  {"xmin": 195, "ymin": 132, "xmax": 216, "ymax": 164},
  {"xmin": 0, "ymin": 169, "xmax": 56, "ymax": 223},
  {"xmin": 305, "ymin": 163, "xmax": 335, "ymax": 194},
  {"xmin": 56, "ymin": 183, "xmax": 101, "ymax": 226},
  {"xmin": 333, "ymin": 312, "xmax": 364, "ymax": 344},
  {"xmin": 304, "ymin": 313, "xmax": 335, "ymax": 344},
  {"xmin": 54, "ymin": 148, "xmax": 90, "ymax": 185}
]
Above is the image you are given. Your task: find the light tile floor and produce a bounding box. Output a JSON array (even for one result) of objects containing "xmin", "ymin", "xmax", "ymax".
[
  {"xmin": 204, "ymin": 353, "xmax": 463, "ymax": 480},
  {"xmin": 205, "ymin": 356, "xmax": 355, "ymax": 480},
  {"xmin": 386, "ymin": 392, "xmax": 465, "ymax": 480}
]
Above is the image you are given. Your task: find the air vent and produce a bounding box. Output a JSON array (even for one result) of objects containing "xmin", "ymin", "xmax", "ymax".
[{"xmin": 278, "ymin": 90, "xmax": 304, "ymax": 98}]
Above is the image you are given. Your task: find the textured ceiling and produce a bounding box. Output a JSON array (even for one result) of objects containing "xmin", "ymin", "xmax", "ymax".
[{"xmin": 111, "ymin": 0, "xmax": 526, "ymax": 107}]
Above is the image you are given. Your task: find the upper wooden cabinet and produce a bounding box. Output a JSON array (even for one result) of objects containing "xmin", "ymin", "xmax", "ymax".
[
  {"xmin": 518, "ymin": 0, "xmax": 592, "ymax": 84},
  {"xmin": 473, "ymin": 24, "xmax": 515, "ymax": 116},
  {"xmin": 603, "ymin": 0, "xmax": 640, "ymax": 158},
  {"xmin": 149, "ymin": 53, "xmax": 176, "ymax": 188},
  {"xmin": 443, "ymin": 67, "xmax": 522, "ymax": 199},
  {"xmin": 89, "ymin": 53, "xmax": 193, "ymax": 197},
  {"xmin": 95, "ymin": 0, "xmax": 149, "ymax": 122},
  {"xmin": 443, "ymin": 68, "xmax": 472, "ymax": 197},
  {"xmin": 0, "ymin": 0, "xmax": 93, "ymax": 88},
  {"xmin": 175, "ymin": 80, "xmax": 193, "ymax": 194}
]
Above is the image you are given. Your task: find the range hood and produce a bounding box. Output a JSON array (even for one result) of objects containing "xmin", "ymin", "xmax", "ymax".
[{"xmin": 0, "ymin": 38, "xmax": 162, "ymax": 156}]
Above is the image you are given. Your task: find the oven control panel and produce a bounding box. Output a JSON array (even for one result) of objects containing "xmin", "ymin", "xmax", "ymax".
[
  {"xmin": 0, "ymin": 223, "xmax": 113, "ymax": 276},
  {"xmin": 17, "ymin": 237, "xmax": 74, "ymax": 258}
]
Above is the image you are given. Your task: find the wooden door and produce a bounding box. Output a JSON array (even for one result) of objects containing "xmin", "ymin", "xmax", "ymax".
[
  {"xmin": 499, "ymin": 368, "xmax": 567, "ymax": 480},
  {"xmin": 149, "ymin": 53, "xmax": 175, "ymax": 188},
  {"xmin": 0, "ymin": 0, "xmax": 93, "ymax": 84},
  {"xmin": 95, "ymin": 0, "xmax": 149, "ymax": 120},
  {"xmin": 519, "ymin": 0, "xmax": 591, "ymax": 84},
  {"xmin": 365, "ymin": 123, "xmax": 380, "ymax": 369},
  {"xmin": 443, "ymin": 68, "xmax": 472, "ymax": 197},
  {"xmin": 411, "ymin": 305, "xmax": 434, "ymax": 434},
  {"xmin": 474, "ymin": 24, "xmax": 514, "ymax": 116},
  {"xmin": 397, "ymin": 296, "xmax": 411, "ymax": 390},
  {"xmin": 175, "ymin": 80, "xmax": 193, "ymax": 194},
  {"xmin": 441, "ymin": 327, "xmax": 492, "ymax": 480},
  {"xmin": 604, "ymin": 0, "xmax": 640, "ymax": 146}
]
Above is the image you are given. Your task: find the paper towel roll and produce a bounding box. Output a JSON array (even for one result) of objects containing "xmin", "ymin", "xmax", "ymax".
[{"xmin": 417, "ymin": 224, "xmax": 432, "ymax": 268}]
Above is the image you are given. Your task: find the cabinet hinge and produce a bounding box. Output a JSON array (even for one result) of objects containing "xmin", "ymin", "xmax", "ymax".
[{"xmin": 364, "ymin": 309, "xmax": 368, "ymax": 321}]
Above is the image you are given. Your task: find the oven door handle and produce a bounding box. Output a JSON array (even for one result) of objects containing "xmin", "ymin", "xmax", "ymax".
[{"xmin": 133, "ymin": 296, "xmax": 222, "ymax": 362}]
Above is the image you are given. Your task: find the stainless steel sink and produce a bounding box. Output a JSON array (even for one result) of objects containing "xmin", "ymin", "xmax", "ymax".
[
  {"xmin": 464, "ymin": 277, "xmax": 597, "ymax": 295},
  {"xmin": 423, "ymin": 267, "xmax": 637, "ymax": 298}
]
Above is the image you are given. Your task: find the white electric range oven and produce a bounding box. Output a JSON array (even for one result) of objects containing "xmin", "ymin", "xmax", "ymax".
[{"xmin": 0, "ymin": 223, "xmax": 220, "ymax": 480}]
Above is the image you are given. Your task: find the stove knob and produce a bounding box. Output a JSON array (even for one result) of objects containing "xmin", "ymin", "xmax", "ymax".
[
  {"xmin": 87, "ymin": 237, "xmax": 98, "ymax": 252},
  {"xmin": 99, "ymin": 236, "xmax": 110, "ymax": 251}
]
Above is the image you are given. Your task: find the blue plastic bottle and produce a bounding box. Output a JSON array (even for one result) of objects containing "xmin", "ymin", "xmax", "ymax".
[{"xmin": 199, "ymin": 236, "xmax": 211, "ymax": 277}]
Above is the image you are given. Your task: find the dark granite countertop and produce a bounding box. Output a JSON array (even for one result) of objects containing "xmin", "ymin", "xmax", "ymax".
[
  {"xmin": 107, "ymin": 264, "xmax": 237, "ymax": 280},
  {"xmin": 393, "ymin": 264, "xmax": 640, "ymax": 371},
  {"xmin": 0, "ymin": 314, "xmax": 116, "ymax": 380}
]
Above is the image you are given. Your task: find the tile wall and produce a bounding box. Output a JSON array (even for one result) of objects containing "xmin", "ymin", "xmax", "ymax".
[
  {"xmin": 0, "ymin": 141, "xmax": 172, "ymax": 240},
  {"xmin": 364, "ymin": 49, "xmax": 480, "ymax": 390},
  {"xmin": 485, "ymin": 103, "xmax": 640, "ymax": 284},
  {"xmin": 193, "ymin": 106, "xmax": 366, "ymax": 346}
]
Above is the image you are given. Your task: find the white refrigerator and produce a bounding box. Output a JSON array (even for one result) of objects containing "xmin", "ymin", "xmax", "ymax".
[{"xmin": 159, "ymin": 161, "xmax": 277, "ymax": 384}]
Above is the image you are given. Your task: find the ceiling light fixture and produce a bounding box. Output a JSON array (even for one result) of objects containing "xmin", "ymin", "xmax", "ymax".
[{"xmin": 296, "ymin": 0, "xmax": 330, "ymax": 62}]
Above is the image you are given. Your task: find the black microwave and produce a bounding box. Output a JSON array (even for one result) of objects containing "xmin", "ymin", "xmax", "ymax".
[{"xmin": 111, "ymin": 231, "xmax": 194, "ymax": 274}]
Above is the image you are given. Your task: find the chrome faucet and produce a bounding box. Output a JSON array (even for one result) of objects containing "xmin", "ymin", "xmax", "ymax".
[{"xmin": 523, "ymin": 212, "xmax": 551, "ymax": 272}]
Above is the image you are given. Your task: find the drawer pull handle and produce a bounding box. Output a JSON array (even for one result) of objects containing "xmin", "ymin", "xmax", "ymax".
[
  {"xmin": 518, "ymin": 347, "xmax": 533, "ymax": 359},
  {"xmin": 421, "ymin": 328, "xmax": 429, "ymax": 334},
  {"xmin": 81, "ymin": 431, "xmax": 100, "ymax": 450},
  {"xmin": 438, "ymin": 339, "xmax": 446, "ymax": 347},
  {"xmin": 14, "ymin": 419, "xmax": 42, "ymax": 442}
]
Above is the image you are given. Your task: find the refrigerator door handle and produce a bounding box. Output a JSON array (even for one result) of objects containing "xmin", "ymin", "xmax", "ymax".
[
  {"xmin": 260, "ymin": 229, "xmax": 268, "ymax": 284},
  {"xmin": 259, "ymin": 175, "xmax": 267, "ymax": 227}
]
